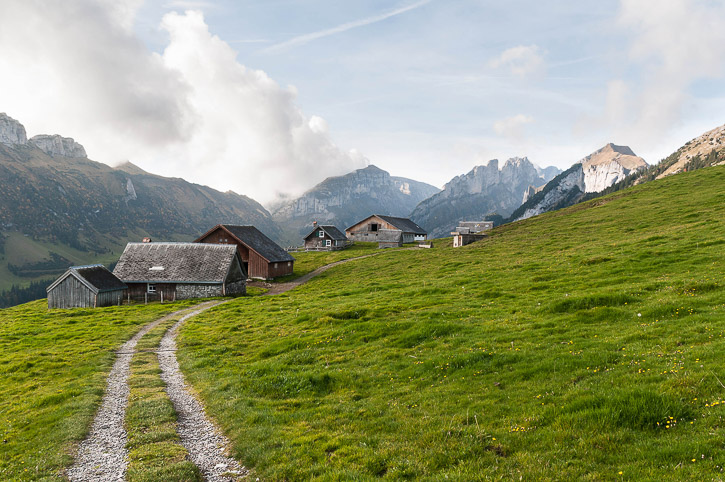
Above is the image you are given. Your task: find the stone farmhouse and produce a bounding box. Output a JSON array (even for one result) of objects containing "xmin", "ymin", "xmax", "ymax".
[{"xmin": 113, "ymin": 242, "xmax": 246, "ymax": 302}]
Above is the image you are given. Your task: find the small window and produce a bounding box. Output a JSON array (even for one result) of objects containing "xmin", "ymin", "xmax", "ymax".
[
  {"xmin": 325, "ymin": 239, "xmax": 331, "ymax": 247},
  {"xmin": 371, "ymin": 223, "xmax": 378, "ymax": 232},
  {"xmin": 318, "ymin": 230, "xmax": 324, "ymax": 237},
  {"xmin": 147, "ymin": 284, "xmax": 156, "ymax": 293},
  {"xmin": 274, "ymin": 263, "xmax": 278, "ymax": 268},
  {"xmin": 287, "ymin": 262, "xmax": 291, "ymax": 267}
]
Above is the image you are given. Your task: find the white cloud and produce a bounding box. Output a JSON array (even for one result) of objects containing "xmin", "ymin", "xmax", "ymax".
[
  {"xmin": 605, "ymin": 0, "xmax": 725, "ymax": 147},
  {"xmin": 493, "ymin": 114, "xmax": 534, "ymax": 140},
  {"xmin": 489, "ymin": 45, "xmax": 546, "ymax": 78},
  {"xmin": 0, "ymin": 4, "xmax": 367, "ymax": 205}
]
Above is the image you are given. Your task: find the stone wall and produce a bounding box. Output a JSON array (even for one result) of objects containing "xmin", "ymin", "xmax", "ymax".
[
  {"xmin": 225, "ymin": 280, "xmax": 246, "ymax": 296},
  {"xmin": 176, "ymin": 284, "xmax": 224, "ymax": 300}
]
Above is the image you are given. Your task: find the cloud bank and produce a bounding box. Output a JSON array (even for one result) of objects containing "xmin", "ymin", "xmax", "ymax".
[
  {"xmin": 606, "ymin": 0, "xmax": 725, "ymax": 147},
  {"xmin": 0, "ymin": 2, "xmax": 366, "ymax": 205}
]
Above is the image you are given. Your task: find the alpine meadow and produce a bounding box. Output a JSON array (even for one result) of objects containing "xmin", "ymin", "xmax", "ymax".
[{"xmin": 168, "ymin": 166, "xmax": 724, "ymax": 480}]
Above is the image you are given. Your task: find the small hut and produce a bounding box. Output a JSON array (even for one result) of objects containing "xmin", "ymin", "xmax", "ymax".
[
  {"xmin": 303, "ymin": 224, "xmax": 350, "ymax": 251},
  {"xmin": 47, "ymin": 265, "xmax": 127, "ymax": 309}
]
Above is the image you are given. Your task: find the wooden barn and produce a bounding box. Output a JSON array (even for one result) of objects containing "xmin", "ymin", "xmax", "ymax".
[
  {"xmin": 303, "ymin": 224, "xmax": 350, "ymax": 251},
  {"xmin": 195, "ymin": 224, "xmax": 294, "ymax": 280},
  {"xmin": 346, "ymin": 215, "xmax": 427, "ymax": 246},
  {"xmin": 113, "ymin": 242, "xmax": 246, "ymax": 302},
  {"xmin": 46, "ymin": 265, "xmax": 127, "ymax": 309}
]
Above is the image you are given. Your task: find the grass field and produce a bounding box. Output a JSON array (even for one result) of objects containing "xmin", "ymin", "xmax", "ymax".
[
  {"xmin": 176, "ymin": 166, "xmax": 725, "ymax": 480},
  {"xmin": 0, "ymin": 300, "xmax": 195, "ymax": 480}
]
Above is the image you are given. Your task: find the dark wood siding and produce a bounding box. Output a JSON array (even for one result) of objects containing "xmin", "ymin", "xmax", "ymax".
[{"xmin": 47, "ymin": 275, "xmax": 124, "ymax": 309}]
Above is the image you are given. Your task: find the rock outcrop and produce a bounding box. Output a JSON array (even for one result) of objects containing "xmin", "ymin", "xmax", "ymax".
[
  {"xmin": 272, "ymin": 165, "xmax": 440, "ymax": 244},
  {"xmin": 510, "ymin": 144, "xmax": 647, "ymax": 222},
  {"xmin": 656, "ymin": 124, "xmax": 725, "ymax": 179},
  {"xmin": 0, "ymin": 113, "xmax": 28, "ymax": 146},
  {"xmin": 29, "ymin": 134, "xmax": 87, "ymax": 158},
  {"xmin": 411, "ymin": 157, "xmax": 558, "ymax": 238}
]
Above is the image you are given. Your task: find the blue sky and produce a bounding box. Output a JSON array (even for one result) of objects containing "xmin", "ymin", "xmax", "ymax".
[{"xmin": 1, "ymin": 0, "xmax": 724, "ymax": 204}]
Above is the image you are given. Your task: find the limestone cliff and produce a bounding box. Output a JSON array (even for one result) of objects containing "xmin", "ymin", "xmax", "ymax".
[
  {"xmin": 0, "ymin": 113, "xmax": 28, "ymax": 146},
  {"xmin": 411, "ymin": 157, "xmax": 557, "ymax": 238},
  {"xmin": 28, "ymin": 134, "xmax": 87, "ymax": 158}
]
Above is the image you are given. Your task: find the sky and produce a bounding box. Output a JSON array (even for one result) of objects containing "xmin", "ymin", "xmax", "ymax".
[{"xmin": 0, "ymin": 0, "xmax": 724, "ymax": 206}]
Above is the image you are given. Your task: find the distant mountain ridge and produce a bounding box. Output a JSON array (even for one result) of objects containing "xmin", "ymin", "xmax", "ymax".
[
  {"xmin": 0, "ymin": 112, "xmax": 279, "ymax": 291},
  {"xmin": 410, "ymin": 157, "xmax": 560, "ymax": 238},
  {"xmin": 509, "ymin": 143, "xmax": 647, "ymax": 222},
  {"xmin": 272, "ymin": 165, "xmax": 440, "ymax": 245}
]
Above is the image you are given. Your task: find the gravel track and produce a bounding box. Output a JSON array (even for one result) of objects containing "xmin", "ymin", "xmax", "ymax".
[
  {"xmin": 158, "ymin": 301, "xmax": 247, "ymax": 481},
  {"xmin": 66, "ymin": 305, "xmax": 203, "ymax": 481}
]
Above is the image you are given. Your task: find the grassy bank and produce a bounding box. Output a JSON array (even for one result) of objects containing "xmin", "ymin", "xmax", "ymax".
[
  {"xmin": 177, "ymin": 166, "xmax": 725, "ymax": 480},
  {"xmin": 0, "ymin": 300, "xmax": 194, "ymax": 480}
]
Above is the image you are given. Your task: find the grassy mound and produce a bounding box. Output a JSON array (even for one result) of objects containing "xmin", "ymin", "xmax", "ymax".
[{"xmin": 177, "ymin": 166, "xmax": 725, "ymax": 480}]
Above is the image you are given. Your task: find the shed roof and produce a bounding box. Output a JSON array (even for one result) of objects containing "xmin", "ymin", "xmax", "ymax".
[
  {"xmin": 196, "ymin": 225, "xmax": 294, "ymax": 263},
  {"xmin": 47, "ymin": 264, "xmax": 127, "ymax": 294},
  {"xmin": 113, "ymin": 243, "xmax": 239, "ymax": 283},
  {"xmin": 348, "ymin": 215, "xmax": 427, "ymax": 235},
  {"xmin": 304, "ymin": 225, "xmax": 347, "ymax": 241}
]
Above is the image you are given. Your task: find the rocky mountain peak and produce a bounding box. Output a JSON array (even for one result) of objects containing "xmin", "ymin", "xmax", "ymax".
[
  {"xmin": 0, "ymin": 113, "xmax": 28, "ymax": 146},
  {"xmin": 581, "ymin": 144, "xmax": 647, "ymax": 192},
  {"xmin": 657, "ymin": 123, "xmax": 725, "ymax": 179},
  {"xmin": 28, "ymin": 134, "xmax": 87, "ymax": 158}
]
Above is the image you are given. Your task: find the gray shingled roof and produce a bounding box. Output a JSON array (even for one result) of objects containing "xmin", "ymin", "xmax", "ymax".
[
  {"xmin": 47, "ymin": 265, "xmax": 127, "ymax": 294},
  {"xmin": 113, "ymin": 243, "xmax": 239, "ymax": 283},
  {"xmin": 214, "ymin": 225, "xmax": 294, "ymax": 263},
  {"xmin": 376, "ymin": 215, "xmax": 427, "ymax": 235},
  {"xmin": 304, "ymin": 225, "xmax": 347, "ymax": 241}
]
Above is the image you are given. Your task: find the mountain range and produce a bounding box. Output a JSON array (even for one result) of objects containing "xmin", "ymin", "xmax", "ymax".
[{"xmin": 2, "ymin": 109, "xmax": 724, "ymax": 305}]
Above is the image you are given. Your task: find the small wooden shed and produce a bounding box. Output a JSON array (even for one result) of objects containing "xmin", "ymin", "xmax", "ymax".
[
  {"xmin": 303, "ymin": 224, "xmax": 349, "ymax": 251},
  {"xmin": 195, "ymin": 224, "xmax": 294, "ymax": 280},
  {"xmin": 47, "ymin": 265, "xmax": 127, "ymax": 309},
  {"xmin": 346, "ymin": 215, "xmax": 427, "ymax": 244}
]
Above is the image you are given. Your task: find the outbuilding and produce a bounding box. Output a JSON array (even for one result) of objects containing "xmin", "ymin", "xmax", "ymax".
[
  {"xmin": 195, "ymin": 224, "xmax": 295, "ymax": 279},
  {"xmin": 47, "ymin": 264, "xmax": 127, "ymax": 309},
  {"xmin": 346, "ymin": 215, "xmax": 427, "ymax": 246},
  {"xmin": 113, "ymin": 242, "xmax": 246, "ymax": 301},
  {"xmin": 303, "ymin": 224, "xmax": 350, "ymax": 250}
]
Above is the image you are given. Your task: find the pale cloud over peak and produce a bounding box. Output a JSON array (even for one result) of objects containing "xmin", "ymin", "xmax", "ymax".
[
  {"xmin": 0, "ymin": 4, "xmax": 367, "ymax": 205},
  {"xmin": 604, "ymin": 0, "xmax": 725, "ymax": 149},
  {"xmin": 489, "ymin": 45, "xmax": 546, "ymax": 78},
  {"xmin": 493, "ymin": 114, "xmax": 535, "ymax": 140}
]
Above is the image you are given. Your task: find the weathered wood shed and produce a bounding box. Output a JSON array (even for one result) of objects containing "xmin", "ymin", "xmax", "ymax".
[
  {"xmin": 303, "ymin": 224, "xmax": 349, "ymax": 251},
  {"xmin": 113, "ymin": 242, "xmax": 246, "ymax": 302},
  {"xmin": 46, "ymin": 265, "xmax": 127, "ymax": 309},
  {"xmin": 195, "ymin": 224, "xmax": 294, "ymax": 279},
  {"xmin": 346, "ymin": 215, "xmax": 427, "ymax": 245}
]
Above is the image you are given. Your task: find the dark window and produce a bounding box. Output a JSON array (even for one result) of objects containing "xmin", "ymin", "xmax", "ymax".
[
  {"xmin": 371, "ymin": 223, "xmax": 378, "ymax": 232},
  {"xmin": 147, "ymin": 284, "xmax": 156, "ymax": 293}
]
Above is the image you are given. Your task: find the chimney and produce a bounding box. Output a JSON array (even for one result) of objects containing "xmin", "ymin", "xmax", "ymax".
[{"xmin": 142, "ymin": 237, "xmax": 152, "ymax": 243}]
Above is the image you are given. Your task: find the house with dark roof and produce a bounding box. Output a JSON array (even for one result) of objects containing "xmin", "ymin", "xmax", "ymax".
[
  {"xmin": 113, "ymin": 243, "xmax": 246, "ymax": 301},
  {"xmin": 195, "ymin": 224, "xmax": 294, "ymax": 279},
  {"xmin": 47, "ymin": 264, "xmax": 127, "ymax": 309},
  {"xmin": 346, "ymin": 215, "xmax": 427, "ymax": 247},
  {"xmin": 303, "ymin": 224, "xmax": 350, "ymax": 251}
]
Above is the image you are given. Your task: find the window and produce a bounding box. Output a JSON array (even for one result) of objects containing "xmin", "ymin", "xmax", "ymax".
[
  {"xmin": 325, "ymin": 239, "xmax": 331, "ymax": 247},
  {"xmin": 318, "ymin": 230, "xmax": 325, "ymax": 237},
  {"xmin": 287, "ymin": 262, "xmax": 291, "ymax": 267},
  {"xmin": 274, "ymin": 263, "xmax": 278, "ymax": 268},
  {"xmin": 371, "ymin": 223, "xmax": 378, "ymax": 232},
  {"xmin": 147, "ymin": 284, "xmax": 156, "ymax": 293}
]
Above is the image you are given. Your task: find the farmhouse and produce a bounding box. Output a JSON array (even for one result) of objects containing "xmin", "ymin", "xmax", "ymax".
[
  {"xmin": 195, "ymin": 224, "xmax": 294, "ymax": 279},
  {"xmin": 346, "ymin": 215, "xmax": 427, "ymax": 247},
  {"xmin": 113, "ymin": 242, "xmax": 246, "ymax": 301},
  {"xmin": 452, "ymin": 220, "xmax": 493, "ymax": 247},
  {"xmin": 303, "ymin": 224, "xmax": 350, "ymax": 250},
  {"xmin": 46, "ymin": 264, "xmax": 127, "ymax": 309}
]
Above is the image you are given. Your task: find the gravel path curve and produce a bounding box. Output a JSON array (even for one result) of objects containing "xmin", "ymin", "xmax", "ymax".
[
  {"xmin": 158, "ymin": 301, "xmax": 247, "ymax": 481},
  {"xmin": 67, "ymin": 305, "xmax": 205, "ymax": 481}
]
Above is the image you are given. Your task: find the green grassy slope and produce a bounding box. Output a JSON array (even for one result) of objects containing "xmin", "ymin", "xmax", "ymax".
[
  {"xmin": 0, "ymin": 300, "xmax": 195, "ymax": 480},
  {"xmin": 177, "ymin": 166, "xmax": 725, "ymax": 480}
]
